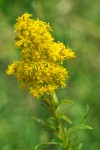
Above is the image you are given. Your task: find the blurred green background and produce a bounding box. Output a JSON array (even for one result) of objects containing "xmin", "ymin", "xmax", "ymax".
[{"xmin": 0, "ymin": 0, "xmax": 100, "ymax": 150}]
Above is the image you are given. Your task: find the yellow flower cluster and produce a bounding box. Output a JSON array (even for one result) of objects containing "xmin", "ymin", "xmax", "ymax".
[{"xmin": 6, "ymin": 13, "xmax": 76, "ymax": 98}]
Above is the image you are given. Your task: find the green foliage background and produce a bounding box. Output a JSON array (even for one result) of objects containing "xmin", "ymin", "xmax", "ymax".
[{"xmin": 0, "ymin": 0, "xmax": 100, "ymax": 149}]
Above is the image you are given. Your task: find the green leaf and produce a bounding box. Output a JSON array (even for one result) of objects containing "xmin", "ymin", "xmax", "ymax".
[
  {"xmin": 32, "ymin": 116, "xmax": 45, "ymax": 126},
  {"xmin": 79, "ymin": 105, "xmax": 89, "ymax": 124},
  {"xmin": 58, "ymin": 100, "xmax": 74, "ymax": 106},
  {"xmin": 52, "ymin": 92, "xmax": 58, "ymax": 103},
  {"xmin": 51, "ymin": 92, "xmax": 58, "ymax": 108},
  {"xmin": 46, "ymin": 117, "xmax": 56, "ymax": 132},
  {"xmin": 67, "ymin": 124, "xmax": 93, "ymax": 137},
  {"xmin": 61, "ymin": 115, "xmax": 72, "ymax": 124},
  {"xmin": 34, "ymin": 141, "xmax": 58, "ymax": 150},
  {"xmin": 78, "ymin": 143, "xmax": 83, "ymax": 150},
  {"xmin": 32, "ymin": 116, "xmax": 56, "ymax": 132}
]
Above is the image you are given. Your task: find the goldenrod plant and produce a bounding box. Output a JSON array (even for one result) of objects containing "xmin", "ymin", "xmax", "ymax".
[{"xmin": 6, "ymin": 13, "xmax": 92, "ymax": 150}]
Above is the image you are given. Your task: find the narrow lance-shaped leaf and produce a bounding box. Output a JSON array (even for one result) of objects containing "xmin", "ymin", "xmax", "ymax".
[
  {"xmin": 34, "ymin": 141, "xmax": 58, "ymax": 150},
  {"xmin": 67, "ymin": 124, "xmax": 93, "ymax": 137},
  {"xmin": 61, "ymin": 115, "xmax": 72, "ymax": 124},
  {"xmin": 32, "ymin": 116, "xmax": 57, "ymax": 132},
  {"xmin": 58, "ymin": 100, "xmax": 74, "ymax": 106},
  {"xmin": 32, "ymin": 116, "xmax": 45, "ymax": 126},
  {"xmin": 79, "ymin": 105, "xmax": 89, "ymax": 124},
  {"xmin": 78, "ymin": 143, "xmax": 83, "ymax": 150},
  {"xmin": 51, "ymin": 92, "xmax": 59, "ymax": 108}
]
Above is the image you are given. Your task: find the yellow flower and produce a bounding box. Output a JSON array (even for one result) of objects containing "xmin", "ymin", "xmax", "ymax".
[
  {"xmin": 6, "ymin": 13, "xmax": 76, "ymax": 98},
  {"xmin": 6, "ymin": 61, "xmax": 18, "ymax": 75}
]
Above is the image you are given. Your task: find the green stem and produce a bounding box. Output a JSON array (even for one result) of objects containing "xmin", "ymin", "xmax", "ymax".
[{"xmin": 42, "ymin": 92, "xmax": 71, "ymax": 150}]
